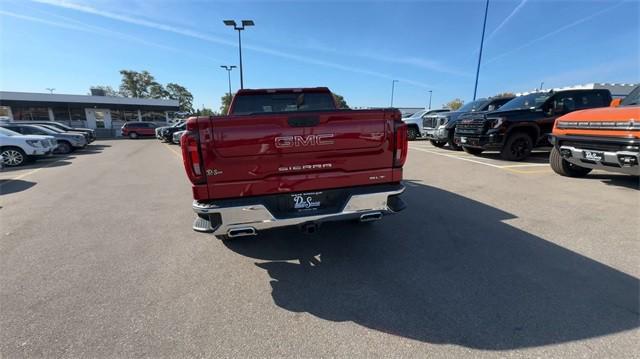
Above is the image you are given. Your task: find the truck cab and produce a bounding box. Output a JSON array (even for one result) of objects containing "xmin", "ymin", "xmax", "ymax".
[
  {"xmin": 549, "ymin": 85, "xmax": 640, "ymax": 177},
  {"xmin": 455, "ymin": 89, "xmax": 612, "ymax": 160}
]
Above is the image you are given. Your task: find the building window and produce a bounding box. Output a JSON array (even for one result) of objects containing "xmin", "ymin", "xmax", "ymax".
[
  {"xmin": 11, "ymin": 107, "xmax": 50, "ymax": 121},
  {"xmin": 110, "ymin": 109, "xmax": 122, "ymax": 122},
  {"xmin": 141, "ymin": 110, "xmax": 165, "ymax": 122},
  {"xmin": 123, "ymin": 110, "xmax": 138, "ymax": 122},
  {"xmin": 69, "ymin": 107, "xmax": 86, "ymax": 122},
  {"xmin": 52, "ymin": 107, "xmax": 71, "ymax": 122},
  {"xmin": 0, "ymin": 106, "xmax": 10, "ymax": 117}
]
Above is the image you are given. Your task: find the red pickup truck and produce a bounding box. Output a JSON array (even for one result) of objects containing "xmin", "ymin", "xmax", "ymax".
[{"xmin": 180, "ymin": 87, "xmax": 408, "ymax": 239}]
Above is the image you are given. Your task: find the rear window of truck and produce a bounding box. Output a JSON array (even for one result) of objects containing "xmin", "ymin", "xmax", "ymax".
[{"xmin": 231, "ymin": 92, "xmax": 336, "ymax": 115}]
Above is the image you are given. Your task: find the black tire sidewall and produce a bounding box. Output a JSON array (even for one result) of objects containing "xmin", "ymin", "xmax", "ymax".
[
  {"xmin": 502, "ymin": 133, "xmax": 533, "ymax": 161},
  {"xmin": 447, "ymin": 129, "xmax": 462, "ymax": 150},
  {"xmin": 407, "ymin": 127, "xmax": 418, "ymax": 141}
]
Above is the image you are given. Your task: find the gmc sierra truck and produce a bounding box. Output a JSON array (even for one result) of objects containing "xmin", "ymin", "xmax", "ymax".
[
  {"xmin": 455, "ymin": 89, "xmax": 612, "ymax": 160},
  {"xmin": 549, "ymin": 85, "xmax": 639, "ymax": 177},
  {"xmin": 180, "ymin": 87, "xmax": 408, "ymax": 239}
]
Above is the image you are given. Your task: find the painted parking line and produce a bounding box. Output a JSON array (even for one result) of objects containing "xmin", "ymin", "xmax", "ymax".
[
  {"xmin": 0, "ymin": 157, "xmax": 66, "ymax": 184},
  {"xmin": 164, "ymin": 144, "xmax": 182, "ymax": 160},
  {"xmin": 410, "ymin": 146, "xmax": 552, "ymax": 174}
]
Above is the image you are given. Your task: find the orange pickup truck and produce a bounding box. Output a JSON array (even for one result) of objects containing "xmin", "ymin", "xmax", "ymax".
[{"xmin": 549, "ymin": 85, "xmax": 640, "ymax": 177}]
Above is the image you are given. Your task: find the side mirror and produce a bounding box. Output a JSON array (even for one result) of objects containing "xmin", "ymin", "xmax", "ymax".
[{"xmin": 610, "ymin": 98, "xmax": 622, "ymax": 107}]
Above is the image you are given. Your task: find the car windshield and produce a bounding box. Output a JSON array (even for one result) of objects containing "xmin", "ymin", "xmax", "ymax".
[
  {"xmin": 457, "ymin": 99, "xmax": 488, "ymax": 113},
  {"xmin": 29, "ymin": 125, "xmax": 57, "ymax": 135},
  {"xmin": 499, "ymin": 92, "xmax": 551, "ymax": 111},
  {"xmin": 406, "ymin": 110, "xmax": 427, "ymax": 119},
  {"xmin": 620, "ymin": 86, "xmax": 640, "ymax": 106},
  {"xmin": 0, "ymin": 127, "xmax": 20, "ymax": 136}
]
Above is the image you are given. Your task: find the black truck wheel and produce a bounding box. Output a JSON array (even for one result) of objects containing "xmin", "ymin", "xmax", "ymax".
[
  {"xmin": 407, "ymin": 126, "xmax": 419, "ymax": 141},
  {"xmin": 501, "ymin": 132, "xmax": 533, "ymax": 161},
  {"xmin": 430, "ymin": 140, "xmax": 446, "ymax": 148},
  {"xmin": 447, "ymin": 129, "xmax": 462, "ymax": 151},
  {"xmin": 55, "ymin": 141, "xmax": 72, "ymax": 154},
  {"xmin": 462, "ymin": 146, "xmax": 484, "ymax": 155},
  {"xmin": 549, "ymin": 147, "xmax": 592, "ymax": 177}
]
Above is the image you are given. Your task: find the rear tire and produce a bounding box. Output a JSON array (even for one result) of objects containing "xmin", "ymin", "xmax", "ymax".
[
  {"xmin": 462, "ymin": 146, "xmax": 484, "ymax": 155},
  {"xmin": 501, "ymin": 132, "xmax": 533, "ymax": 161},
  {"xmin": 447, "ymin": 129, "xmax": 462, "ymax": 151},
  {"xmin": 129, "ymin": 132, "xmax": 138, "ymax": 139},
  {"xmin": 407, "ymin": 127, "xmax": 419, "ymax": 141},
  {"xmin": 430, "ymin": 140, "xmax": 446, "ymax": 148},
  {"xmin": 549, "ymin": 147, "xmax": 592, "ymax": 177},
  {"xmin": 1, "ymin": 147, "xmax": 26, "ymax": 167}
]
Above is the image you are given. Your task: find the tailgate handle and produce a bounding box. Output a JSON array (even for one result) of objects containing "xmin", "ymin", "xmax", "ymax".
[{"xmin": 288, "ymin": 116, "xmax": 320, "ymax": 127}]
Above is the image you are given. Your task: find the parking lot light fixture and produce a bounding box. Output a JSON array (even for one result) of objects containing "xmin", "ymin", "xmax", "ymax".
[
  {"xmin": 390, "ymin": 80, "xmax": 399, "ymax": 107},
  {"xmin": 428, "ymin": 90, "xmax": 433, "ymax": 110},
  {"xmin": 224, "ymin": 19, "xmax": 255, "ymax": 89},
  {"xmin": 220, "ymin": 65, "xmax": 237, "ymax": 97}
]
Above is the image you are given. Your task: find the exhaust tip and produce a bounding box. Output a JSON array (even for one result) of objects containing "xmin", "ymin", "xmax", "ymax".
[
  {"xmin": 360, "ymin": 212, "xmax": 383, "ymax": 222},
  {"xmin": 227, "ymin": 227, "xmax": 257, "ymax": 238}
]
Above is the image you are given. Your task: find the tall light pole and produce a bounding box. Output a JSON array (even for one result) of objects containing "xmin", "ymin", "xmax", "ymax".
[
  {"xmin": 390, "ymin": 80, "xmax": 399, "ymax": 107},
  {"xmin": 46, "ymin": 88, "xmax": 55, "ymax": 94},
  {"xmin": 539, "ymin": 81, "xmax": 544, "ymax": 90},
  {"xmin": 472, "ymin": 0, "xmax": 489, "ymax": 101},
  {"xmin": 220, "ymin": 65, "xmax": 236, "ymax": 97},
  {"xmin": 223, "ymin": 19, "xmax": 254, "ymax": 89},
  {"xmin": 428, "ymin": 90, "xmax": 433, "ymax": 110}
]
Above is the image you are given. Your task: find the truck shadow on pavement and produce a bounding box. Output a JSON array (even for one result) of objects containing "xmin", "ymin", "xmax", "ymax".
[
  {"xmin": 224, "ymin": 181, "xmax": 639, "ymax": 350},
  {"xmin": 0, "ymin": 179, "xmax": 36, "ymax": 195}
]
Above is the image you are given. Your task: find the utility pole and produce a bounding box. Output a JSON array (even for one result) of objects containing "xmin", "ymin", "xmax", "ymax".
[
  {"xmin": 220, "ymin": 65, "xmax": 237, "ymax": 97},
  {"xmin": 473, "ymin": 0, "xmax": 490, "ymax": 101},
  {"xmin": 539, "ymin": 81, "xmax": 544, "ymax": 90},
  {"xmin": 390, "ymin": 80, "xmax": 399, "ymax": 107},
  {"xmin": 428, "ymin": 90, "xmax": 433, "ymax": 110},
  {"xmin": 223, "ymin": 20, "xmax": 254, "ymax": 89}
]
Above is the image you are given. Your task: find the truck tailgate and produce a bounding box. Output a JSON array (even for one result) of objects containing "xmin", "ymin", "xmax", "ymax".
[{"xmin": 196, "ymin": 109, "xmax": 401, "ymax": 199}]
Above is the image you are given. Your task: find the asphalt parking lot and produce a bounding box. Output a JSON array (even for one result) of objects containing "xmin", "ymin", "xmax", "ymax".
[{"xmin": 1, "ymin": 139, "xmax": 638, "ymax": 357}]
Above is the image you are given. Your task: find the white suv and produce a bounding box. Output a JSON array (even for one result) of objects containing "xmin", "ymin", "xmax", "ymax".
[{"xmin": 0, "ymin": 127, "xmax": 57, "ymax": 167}]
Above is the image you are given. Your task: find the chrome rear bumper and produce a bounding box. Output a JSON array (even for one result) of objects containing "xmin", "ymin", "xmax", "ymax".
[{"xmin": 192, "ymin": 185, "xmax": 405, "ymax": 237}]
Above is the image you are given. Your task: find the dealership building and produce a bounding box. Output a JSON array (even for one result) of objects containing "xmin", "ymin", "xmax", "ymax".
[{"xmin": 0, "ymin": 91, "xmax": 180, "ymax": 137}]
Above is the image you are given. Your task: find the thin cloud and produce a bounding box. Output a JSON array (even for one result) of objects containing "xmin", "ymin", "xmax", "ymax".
[
  {"xmin": 33, "ymin": 0, "xmax": 433, "ymax": 88},
  {"xmin": 486, "ymin": 0, "xmax": 528, "ymax": 41},
  {"xmin": 485, "ymin": 0, "xmax": 625, "ymax": 65}
]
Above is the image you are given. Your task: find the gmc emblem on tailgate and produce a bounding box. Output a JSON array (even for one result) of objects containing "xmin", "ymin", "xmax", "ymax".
[{"xmin": 275, "ymin": 134, "xmax": 335, "ymax": 148}]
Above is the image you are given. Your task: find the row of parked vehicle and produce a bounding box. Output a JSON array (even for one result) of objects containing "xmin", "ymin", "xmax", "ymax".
[
  {"xmin": 154, "ymin": 120, "xmax": 187, "ymax": 144},
  {"xmin": 0, "ymin": 121, "xmax": 96, "ymax": 167},
  {"xmin": 403, "ymin": 86, "xmax": 639, "ymax": 177}
]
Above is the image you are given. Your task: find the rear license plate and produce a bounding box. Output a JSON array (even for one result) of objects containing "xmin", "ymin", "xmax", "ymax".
[
  {"xmin": 290, "ymin": 192, "xmax": 323, "ymax": 212},
  {"xmin": 583, "ymin": 150, "xmax": 604, "ymax": 161}
]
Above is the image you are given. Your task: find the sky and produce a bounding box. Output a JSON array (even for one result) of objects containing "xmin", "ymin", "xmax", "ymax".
[{"xmin": 0, "ymin": 0, "xmax": 638, "ymax": 110}]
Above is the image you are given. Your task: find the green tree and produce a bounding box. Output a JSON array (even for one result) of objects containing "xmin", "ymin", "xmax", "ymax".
[
  {"xmin": 445, "ymin": 98, "xmax": 464, "ymax": 110},
  {"xmin": 197, "ymin": 107, "xmax": 215, "ymax": 116},
  {"xmin": 220, "ymin": 93, "xmax": 234, "ymax": 115},
  {"xmin": 166, "ymin": 83, "xmax": 194, "ymax": 113},
  {"xmin": 333, "ymin": 93, "xmax": 349, "ymax": 109}
]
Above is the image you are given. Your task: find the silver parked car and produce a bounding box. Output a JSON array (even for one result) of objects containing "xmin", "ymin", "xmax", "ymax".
[
  {"xmin": 1, "ymin": 124, "xmax": 86, "ymax": 154},
  {"xmin": 172, "ymin": 130, "xmax": 187, "ymax": 145}
]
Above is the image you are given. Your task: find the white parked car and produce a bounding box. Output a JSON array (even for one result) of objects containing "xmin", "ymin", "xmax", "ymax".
[
  {"xmin": 0, "ymin": 127, "xmax": 57, "ymax": 167},
  {"xmin": 172, "ymin": 130, "xmax": 187, "ymax": 145}
]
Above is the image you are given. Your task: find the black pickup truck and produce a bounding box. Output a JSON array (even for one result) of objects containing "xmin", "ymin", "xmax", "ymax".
[{"xmin": 454, "ymin": 89, "xmax": 612, "ymax": 160}]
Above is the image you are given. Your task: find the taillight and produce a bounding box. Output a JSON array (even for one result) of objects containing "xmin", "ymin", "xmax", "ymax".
[
  {"xmin": 180, "ymin": 119, "xmax": 206, "ymax": 185},
  {"xmin": 394, "ymin": 121, "xmax": 408, "ymax": 167}
]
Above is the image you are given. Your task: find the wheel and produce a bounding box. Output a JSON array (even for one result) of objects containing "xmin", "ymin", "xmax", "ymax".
[
  {"xmin": 407, "ymin": 127, "xmax": 419, "ymax": 141},
  {"xmin": 430, "ymin": 140, "xmax": 446, "ymax": 148},
  {"xmin": 463, "ymin": 146, "xmax": 484, "ymax": 155},
  {"xmin": 1, "ymin": 147, "xmax": 26, "ymax": 167},
  {"xmin": 54, "ymin": 141, "xmax": 72, "ymax": 154},
  {"xmin": 129, "ymin": 132, "xmax": 139, "ymax": 139},
  {"xmin": 447, "ymin": 129, "xmax": 462, "ymax": 151},
  {"xmin": 501, "ymin": 132, "xmax": 533, "ymax": 161},
  {"xmin": 549, "ymin": 147, "xmax": 592, "ymax": 177}
]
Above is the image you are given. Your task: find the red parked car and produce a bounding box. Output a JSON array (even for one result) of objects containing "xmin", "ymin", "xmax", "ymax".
[
  {"xmin": 121, "ymin": 122, "xmax": 157, "ymax": 139},
  {"xmin": 180, "ymin": 87, "xmax": 408, "ymax": 240}
]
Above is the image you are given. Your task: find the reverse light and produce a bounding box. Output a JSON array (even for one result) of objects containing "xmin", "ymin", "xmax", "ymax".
[
  {"xmin": 394, "ymin": 121, "xmax": 408, "ymax": 167},
  {"xmin": 181, "ymin": 119, "xmax": 206, "ymax": 185}
]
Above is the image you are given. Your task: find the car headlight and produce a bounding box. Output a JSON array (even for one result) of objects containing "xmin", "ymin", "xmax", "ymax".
[
  {"xmin": 26, "ymin": 140, "xmax": 42, "ymax": 147},
  {"xmin": 488, "ymin": 117, "xmax": 505, "ymax": 128}
]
